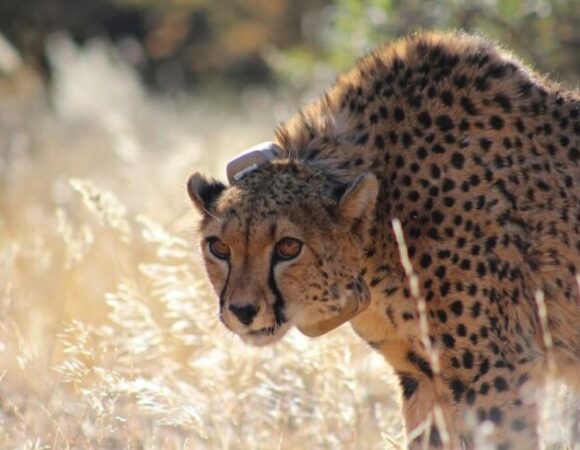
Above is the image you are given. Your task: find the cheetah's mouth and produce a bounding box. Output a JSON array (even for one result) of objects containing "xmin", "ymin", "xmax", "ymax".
[
  {"xmin": 243, "ymin": 322, "xmax": 291, "ymax": 346},
  {"xmin": 248, "ymin": 326, "xmax": 277, "ymax": 337}
]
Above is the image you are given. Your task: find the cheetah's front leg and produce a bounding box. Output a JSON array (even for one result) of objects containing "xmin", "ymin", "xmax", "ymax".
[
  {"xmin": 397, "ymin": 371, "xmax": 460, "ymax": 450},
  {"xmin": 396, "ymin": 349, "xmax": 542, "ymax": 450}
]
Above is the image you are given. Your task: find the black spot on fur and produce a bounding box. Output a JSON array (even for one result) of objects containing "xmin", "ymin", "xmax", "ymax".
[
  {"xmin": 493, "ymin": 94, "xmax": 512, "ymax": 112},
  {"xmin": 436, "ymin": 115, "xmax": 455, "ymax": 132},
  {"xmin": 460, "ymin": 97, "xmax": 478, "ymax": 115},
  {"xmin": 451, "ymin": 152, "xmax": 465, "ymax": 169},
  {"xmin": 489, "ymin": 407, "xmax": 504, "ymax": 425},
  {"xmin": 418, "ymin": 111, "xmax": 433, "ymax": 128},
  {"xmin": 394, "ymin": 107, "xmax": 405, "ymax": 122},
  {"xmin": 398, "ymin": 373, "xmax": 420, "ymax": 399},
  {"xmin": 407, "ymin": 351, "xmax": 434, "ymax": 378},
  {"xmin": 490, "ymin": 115, "xmax": 505, "ymax": 129},
  {"xmin": 449, "ymin": 378, "xmax": 465, "ymax": 402},
  {"xmin": 494, "ymin": 376, "xmax": 509, "ymax": 392}
]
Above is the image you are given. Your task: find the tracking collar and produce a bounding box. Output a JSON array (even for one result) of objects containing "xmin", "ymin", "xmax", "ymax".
[{"xmin": 226, "ymin": 141, "xmax": 282, "ymax": 184}]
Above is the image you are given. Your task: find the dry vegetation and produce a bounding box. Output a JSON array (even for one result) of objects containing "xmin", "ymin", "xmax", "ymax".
[
  {"xmin": 0, "ymin": 38, "xmax": 401, "ymax": 449},
  {"xmin": 0, "ymin": 37, "xmax": 577, "ymax": 450}
]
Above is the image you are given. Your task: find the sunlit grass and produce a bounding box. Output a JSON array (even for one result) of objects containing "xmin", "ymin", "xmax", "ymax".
[{"xmin": 0, "ymin": 37, "xmax": 400, "ymax": 449}]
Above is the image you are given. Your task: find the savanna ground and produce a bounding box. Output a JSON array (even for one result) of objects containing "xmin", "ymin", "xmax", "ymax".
[{"xmin": 0, "ymin": 26, "xmax": 579, "ymax": 450}]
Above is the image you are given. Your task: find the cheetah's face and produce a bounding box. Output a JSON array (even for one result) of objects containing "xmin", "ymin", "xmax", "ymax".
[{"xmin": 187, "ymin": 161, "xmax": 378, "ymax": 346}]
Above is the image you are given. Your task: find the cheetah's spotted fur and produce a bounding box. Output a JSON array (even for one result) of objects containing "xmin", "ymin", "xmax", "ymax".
[{"xmin": 187, "ymin": 32, "xmax": 580, "ymax": 449}]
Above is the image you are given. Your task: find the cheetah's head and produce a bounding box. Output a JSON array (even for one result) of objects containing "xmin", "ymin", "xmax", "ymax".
[{"xmin": 187, "ymin": 149, "xmax": 378, "ymax": 346}]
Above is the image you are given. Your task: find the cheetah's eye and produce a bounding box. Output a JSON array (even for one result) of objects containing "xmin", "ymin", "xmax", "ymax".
[
  {"xmin": 208, "ymin": 238, "xmax": 231, "ymax": 260},
  {"xmin": 275, "ymin": 238, "xmax": 303, "ymax": 260}
]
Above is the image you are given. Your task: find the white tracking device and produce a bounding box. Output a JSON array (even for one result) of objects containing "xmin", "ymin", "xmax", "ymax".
[{"xmin": 226, "ymin": 141, "xmax": 282, "ymax": 184}]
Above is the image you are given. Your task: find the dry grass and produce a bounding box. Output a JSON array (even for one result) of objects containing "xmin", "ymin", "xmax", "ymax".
[
  {"xmin": 0, "ymin": 37, "xmax": 401, "ymax": 449},
  {"xmin": 0, "ymin": 37, "xmax": 577, "ymax": 450}
]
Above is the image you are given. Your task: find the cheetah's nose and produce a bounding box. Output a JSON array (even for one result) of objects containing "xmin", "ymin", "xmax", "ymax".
[{"xmin": 229, "ymin": 303, "xmax": 259, "ymax": 326}]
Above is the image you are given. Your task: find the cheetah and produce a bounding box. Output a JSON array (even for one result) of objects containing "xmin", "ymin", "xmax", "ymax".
[{"xmin": 187, "ymin": 32, "xmax": 580, "ymax": 449}]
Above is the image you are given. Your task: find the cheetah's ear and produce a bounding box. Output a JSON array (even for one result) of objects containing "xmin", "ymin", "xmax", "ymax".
[
  {"xmin": 337, "ymin": 172, "xmax": 378, "ymax": 220},
  {"xmin": 187, "ymin": 172, "xmax": 227, "ymax": 216}
]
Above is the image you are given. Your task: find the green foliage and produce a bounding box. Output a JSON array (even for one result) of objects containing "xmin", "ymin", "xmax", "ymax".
[{"xmin": 273, "ymin": 0, "xmax": 580, "ymax": 87}]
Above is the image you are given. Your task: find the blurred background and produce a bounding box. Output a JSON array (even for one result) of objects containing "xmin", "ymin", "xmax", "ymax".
[{"xmin": 0, "ymin": 1, "xmax": 579, "ymax": 449}]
